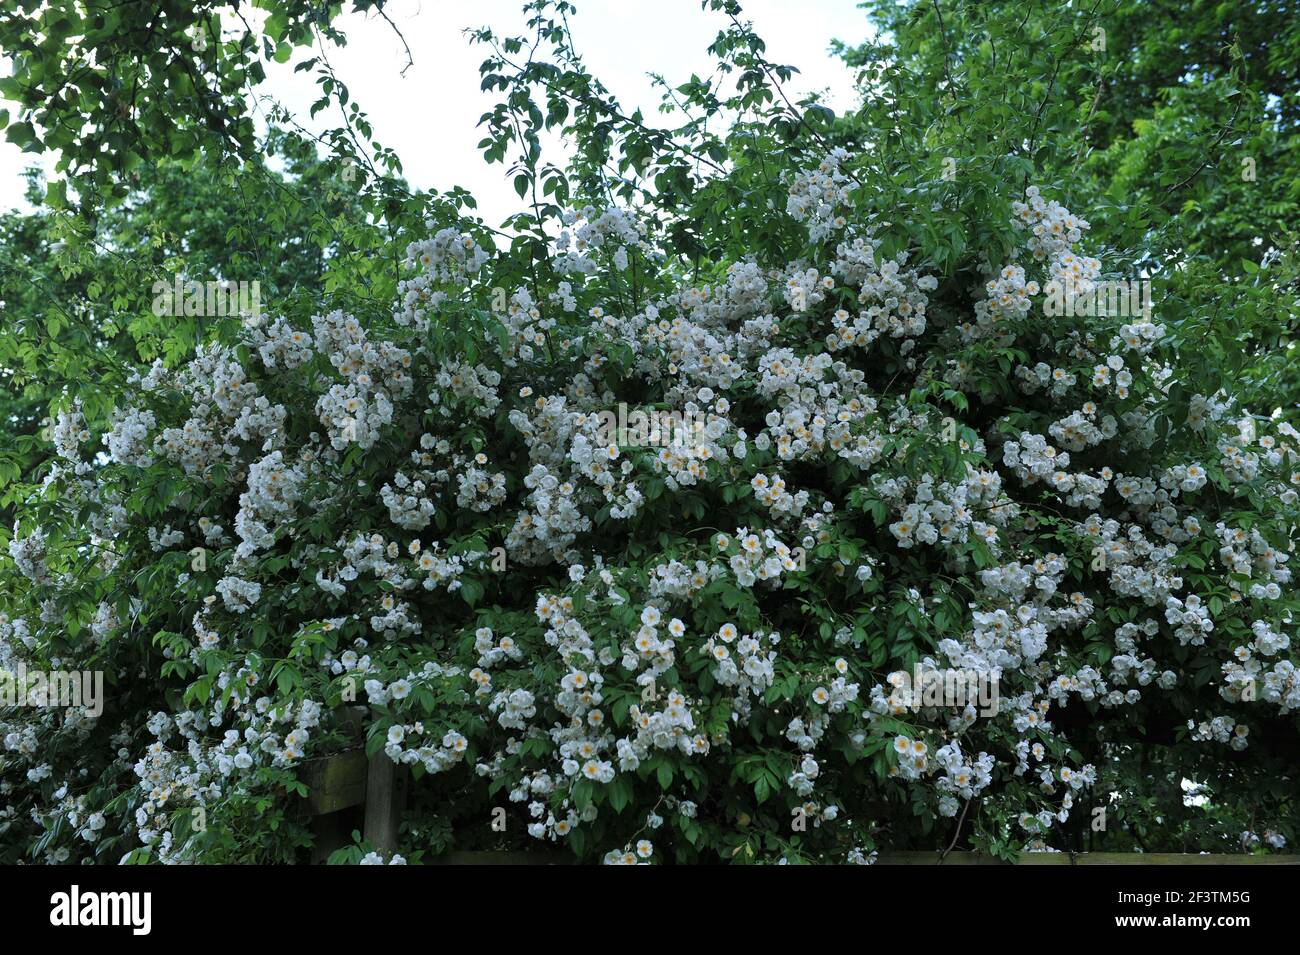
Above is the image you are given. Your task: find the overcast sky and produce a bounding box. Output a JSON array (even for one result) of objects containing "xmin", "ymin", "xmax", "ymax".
[{"xmin": 0, "ymin": 0, "xmax": 872, "ymax": 224}]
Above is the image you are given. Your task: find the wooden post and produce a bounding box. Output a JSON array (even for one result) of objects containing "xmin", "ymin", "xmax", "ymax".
[{"xmin": 362, "ymin": 750, "xmax": 407, "ymax": 856}]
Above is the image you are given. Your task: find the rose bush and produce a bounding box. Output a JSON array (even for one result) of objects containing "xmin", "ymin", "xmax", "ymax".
[{"xmin": 3, "ymin": 157, "xmax": 1297, "ymax": 863}]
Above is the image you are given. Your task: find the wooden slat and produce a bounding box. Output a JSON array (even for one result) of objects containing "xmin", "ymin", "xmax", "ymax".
[{"xmin": 301, "ymin": 749, "xmax": 369, "ymax": 815}]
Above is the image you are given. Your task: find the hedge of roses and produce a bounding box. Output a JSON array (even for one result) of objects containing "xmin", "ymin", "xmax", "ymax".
[{"xmin": 2, "ymin": 150, "xmax": 1298, "ymax": 863}]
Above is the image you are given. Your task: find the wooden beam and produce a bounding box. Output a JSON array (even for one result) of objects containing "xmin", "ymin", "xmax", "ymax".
[{"xmin": 301, "ymin": 749, "xmax": 368, "ymax": 816}]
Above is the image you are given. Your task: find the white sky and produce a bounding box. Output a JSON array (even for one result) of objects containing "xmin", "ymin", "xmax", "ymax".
[{"xmin": 0, "ymin": 0, "xmax": 872, "ymax": 224}]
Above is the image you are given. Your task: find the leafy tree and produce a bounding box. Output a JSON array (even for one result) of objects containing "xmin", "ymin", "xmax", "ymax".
[{"xmin": 0, "ymin": 0, "xmax": 421, "ymax": 202}]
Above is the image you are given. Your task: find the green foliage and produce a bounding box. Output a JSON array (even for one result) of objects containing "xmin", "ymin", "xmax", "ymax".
[{"xmin": 0, "ymin": 0, "xmax": 1296, "ymax": 865}]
